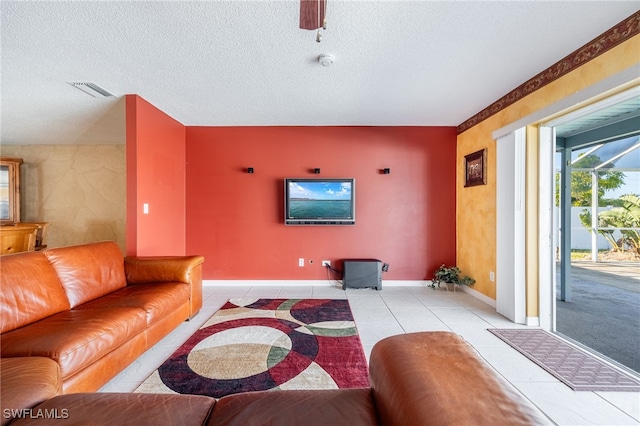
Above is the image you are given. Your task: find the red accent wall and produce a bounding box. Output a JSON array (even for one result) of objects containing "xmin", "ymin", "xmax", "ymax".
[
  {"xmin": 125, "ymin": 95, "xmax": 186, "ymax": 256},
  {"xmin": 186, "ymin": 126, "xmax": 457, "ymax": 280}
]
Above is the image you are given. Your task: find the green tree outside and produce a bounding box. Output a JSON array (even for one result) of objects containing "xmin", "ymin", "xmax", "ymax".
[
  {"xmin": 559, "ymin": 153, "xmax": 640, "ymax": 254},
  {"xmin": 555, "ymin": 154, "xmax": 626, "ymax": 207}
]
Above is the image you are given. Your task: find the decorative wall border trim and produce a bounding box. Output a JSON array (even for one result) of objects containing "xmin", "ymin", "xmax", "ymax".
[{"xmin": 457, "ymin": 11, "xmax": 640, "ymax": 134}]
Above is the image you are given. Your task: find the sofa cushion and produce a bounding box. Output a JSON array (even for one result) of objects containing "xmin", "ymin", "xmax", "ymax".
[
  {"xmin": 75, "ymin": 282, "xmax": 190, "ymax": 325},
  {"xmin": 1, "ymin": 357, "xmax": 62, "ymax": 426},
  {"xmin": 0, "ymin": 251, "xmax": 70, "ymax": 334},
  {"xmin": 0, "ymin": 308, "xmax": 147, "ymax": 379},
  {"xmin": 9, "ymin": 393, "xmax": 216, "ymax": 426},
  {"xmin": 209, "ymin": 388, "xmax": 377, "ymax": 426},
  {"xmin": 44, "ymin": 241, "xmax": 127, "ymax": 308}
]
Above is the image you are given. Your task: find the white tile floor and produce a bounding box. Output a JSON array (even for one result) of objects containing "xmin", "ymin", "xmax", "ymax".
[{"xmin": 100, "ymin": 285, "xmax": 640, "ymax": 426}]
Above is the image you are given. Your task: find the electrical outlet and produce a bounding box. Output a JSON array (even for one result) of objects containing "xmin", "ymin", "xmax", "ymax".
[
  {"xmin": 298, "ymin": 258, "xmax": 304, "ymax": 267},
  {"xmin": 489, "ymin": 271, "xmax": 495, "ymax": 282},
  {"xmin": 322, "ymin": 260, "xmax": 331, "ymax": 267}
]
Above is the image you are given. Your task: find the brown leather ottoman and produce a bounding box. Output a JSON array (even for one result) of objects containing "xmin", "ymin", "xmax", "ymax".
[
  {"xmin": 1, "ymin": 357, "xmax": 62, "ymax": 426},
  {"xmin": 369, "ymin": 332, "xmax": 551, "ymax": 425}
]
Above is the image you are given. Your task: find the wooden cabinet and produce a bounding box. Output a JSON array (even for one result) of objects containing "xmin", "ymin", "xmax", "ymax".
[
  {"xmin": 1, "ymin": 157, "xmax": 23, "ymax": 225},
  {"xmin": 0, "ymin": 223, "xmax": 38, "ymax": 255},
  {"xmin": 21, "ymin": 222, "xmax": 51, "ymax": 250},
  {"xmin": 0, "ymin": 157, "xmax": 51, "ymax": 255},
  {"xmin": 0, "ymin": 222, "xmax": 50, "ymax": 255}
]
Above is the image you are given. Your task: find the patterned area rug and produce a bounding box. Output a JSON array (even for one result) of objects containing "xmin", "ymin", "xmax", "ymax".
[
  {"xmin": 489, "ymin": 329, "xmax": 640, "ymax": 391},
  {"xmin": 136, "ymin": 298, "xmax": 370, "ymax": 398}
]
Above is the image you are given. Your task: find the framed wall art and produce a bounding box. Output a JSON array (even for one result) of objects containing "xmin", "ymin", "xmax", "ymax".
[{"xmin": 464, "ymin": 149, "xmax": 486, "ymax": 187}]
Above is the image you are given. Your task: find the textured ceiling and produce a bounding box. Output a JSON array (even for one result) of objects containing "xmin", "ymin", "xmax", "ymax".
[{"xmin": 1, "ymin": 1, "xmax": 639, "ymax": 145}]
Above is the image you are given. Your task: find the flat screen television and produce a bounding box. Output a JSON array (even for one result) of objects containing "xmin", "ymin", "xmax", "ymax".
[{"xmin": 284, "ymin": 178, "xmax": 355, "ymax": 225}]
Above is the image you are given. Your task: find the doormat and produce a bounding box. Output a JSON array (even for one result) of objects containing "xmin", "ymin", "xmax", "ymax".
[
  {"xmin": 135, "ymin": 298, "xmax": 370, "ymax": 398},
  {"xmin": 489, "ymin": 328, "xmax": 640, "ymax": 391}
]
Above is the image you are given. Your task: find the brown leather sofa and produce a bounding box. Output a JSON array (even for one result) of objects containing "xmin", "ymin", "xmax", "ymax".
[
  {"xmin": 0, "ymin": 241, "xmax": 204, "ymax": 397},
  {"xmin": 2, "ymin": 332, "xmax": 552, "ymax": 425}
]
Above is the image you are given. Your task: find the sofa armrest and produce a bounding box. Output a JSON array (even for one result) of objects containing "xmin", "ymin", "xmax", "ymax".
[
  {"xmin": 124, "ymin": 256, "xmax": 205, "ymax": 318},
  {"xmin": 1, "ymin": 357, "xmax": 62, "ymax": 426},
  {"xmin": 369, "ymin": 332, "xmax": 552, "ymax": 426}
]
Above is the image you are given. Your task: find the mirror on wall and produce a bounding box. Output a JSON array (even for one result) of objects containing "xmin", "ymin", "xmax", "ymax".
[{"xmin": 0, "ymin": 157, "xmax": 23, "ymax": 225}]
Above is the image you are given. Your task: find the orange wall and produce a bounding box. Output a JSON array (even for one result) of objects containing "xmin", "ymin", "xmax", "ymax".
[
  {"xmin": 186, "ymin": 126, "xmax": 457, "ymax": 280},
  {"xmin": 125, "ymin": 95, "xmax": 187, "ymax": 256},
  {"xmin": 456, "ymin": 35, "xmax": 640, "ymax": 304}
]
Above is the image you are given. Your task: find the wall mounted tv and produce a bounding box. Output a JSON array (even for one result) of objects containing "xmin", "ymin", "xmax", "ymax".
[{"xmin": 284, "ymin": 178, "xmax": 355, "ymax": 225}]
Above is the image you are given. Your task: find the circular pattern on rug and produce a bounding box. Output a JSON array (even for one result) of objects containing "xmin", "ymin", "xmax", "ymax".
[
  {"xmin": 187, "ymin": 325, "xmax": 292, "ymax": 379},
  {"xmin": 158, "ymin": 317, "xmax": 320, "ymax": 397}
]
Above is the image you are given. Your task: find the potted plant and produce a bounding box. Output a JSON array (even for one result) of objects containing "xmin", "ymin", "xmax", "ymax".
[{"xmin": 429, "ymin": 264, "xmax": 476, "ymax": 291}]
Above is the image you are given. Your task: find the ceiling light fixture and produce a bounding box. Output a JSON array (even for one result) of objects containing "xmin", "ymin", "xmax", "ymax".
[
  {"xmin": 68, "ymin": 82, "xmax": 114, "ymax": 98},
  {"xmin": 318, "ymin": 54, "xmax": 335, "ymax": 67}
]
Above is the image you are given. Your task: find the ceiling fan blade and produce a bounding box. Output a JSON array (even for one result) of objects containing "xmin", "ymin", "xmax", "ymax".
[{"xmin": 299, "ymin": 0, "xmax": 326, "ymax": 30}]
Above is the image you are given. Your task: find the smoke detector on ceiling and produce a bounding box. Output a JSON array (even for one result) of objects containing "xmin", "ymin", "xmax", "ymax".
[
  {"xmin": 318, "ymin": 54, "xmax": 335, "ymax": 67},
  {"xmin": 68, "ymin": 82, "xmax": 114, "ymax": 98}
]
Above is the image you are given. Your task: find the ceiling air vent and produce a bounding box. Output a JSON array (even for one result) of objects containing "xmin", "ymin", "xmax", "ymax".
[{"xmin": 68, "ymin": 82, "xmax": 114, "ymax": 98}]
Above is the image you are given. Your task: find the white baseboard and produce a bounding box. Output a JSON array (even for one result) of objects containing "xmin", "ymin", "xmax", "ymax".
[
  {"xmin": 203, "ymin": 280, "xmax": 502, "ymax": 313},
  {"xmin": 459, "ymin": 285, "xmax": 497, "ymax": 308},
  {"xmin": 203, "ymin": 280, "xmax": 332, "ymax": 287},
  {"xmin": 526, "ymin": 316, "xmax": 540, "ymax": 326},
  {"xmin": 381, "ymin": 280, "xmax": 429, "ymax": 287},
  {"xmin": 203, "ymin": 279, "xmax": 431, "ymax": 287}
]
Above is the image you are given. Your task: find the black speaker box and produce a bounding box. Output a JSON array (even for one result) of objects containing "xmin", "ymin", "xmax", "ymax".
[{"xmin": 343, "ymin": 259, "xmax": 382, "ymax": 290}]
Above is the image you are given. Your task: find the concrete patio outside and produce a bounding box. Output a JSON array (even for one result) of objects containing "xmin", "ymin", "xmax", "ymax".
[{"xmin": 556, "ymin": 261, "xmax": 640, "ymax": 374}]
